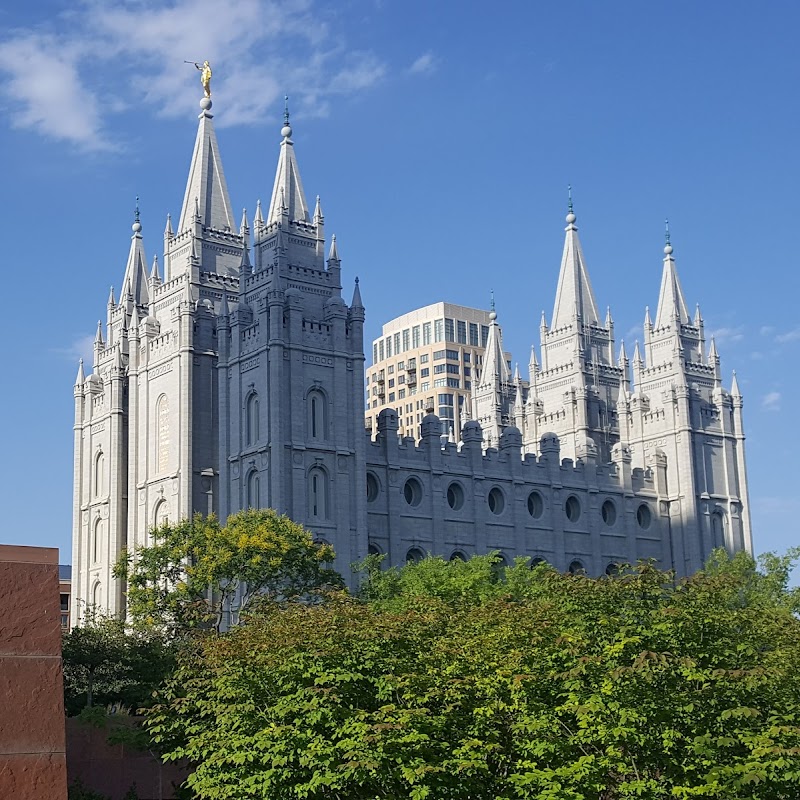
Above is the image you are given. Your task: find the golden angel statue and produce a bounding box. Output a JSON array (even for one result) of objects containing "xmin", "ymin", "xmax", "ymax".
[{"xmin": 194, "ymin": 60, "xmax": 212, "ymax": 97}]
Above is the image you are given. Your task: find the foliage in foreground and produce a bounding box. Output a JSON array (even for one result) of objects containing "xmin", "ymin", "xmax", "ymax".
[
  {"xmin": 145, "ymin": 550, "xmax": 800, "ymax": 799},
  {"xmin": 62, "ymin": 615, "xmax": 174, "ymax": 715},
  {"xmin": 115, "ymin": 508, "xmax": 342, "ymax": 635}
]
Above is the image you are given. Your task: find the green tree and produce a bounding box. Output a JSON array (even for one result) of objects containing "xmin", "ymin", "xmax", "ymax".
[
  {"xmin": 115, "ymin": 508, "xmax": 342, "ymax": 636},
  {"xmin": 62, "ymin": 616, "xmax": 173, "ymax": 715},
  {"xmin": 146, "ymin": 552, "xmax": 800, "ymax": 799}
]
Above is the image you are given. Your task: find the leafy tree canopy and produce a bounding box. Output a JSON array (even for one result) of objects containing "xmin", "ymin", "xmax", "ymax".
[
  {"xmin": 115, "ymin": 508, "xmax": 342, "ymax": 636},
  {"xmin": 62, "ymin": 615, "xmax": 174, "ymax": 716},
  {"xmin": 146, "ymin": 550, "xmax": 800, "ymax": 800}
]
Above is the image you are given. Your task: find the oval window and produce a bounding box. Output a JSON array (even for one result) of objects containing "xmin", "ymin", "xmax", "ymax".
[
  {"xmin": 366, "ymin": 473, "xmax": 379, "ymax": 502},
  {"xmin": 447, "ymin": 482, "xmax": 465, "ymax": 510},
  {"xmin": 565, "ymin": 495, "xmax": 581, "ymax": 523},
  {"xmin": 601, "ymin": 500, "xmax": 616, "ymax": 526},
  {"xmin": 527, "ymin": 491, "xmax": 544, "ymax": 519},
  {"xmin": 404, "ymin": 477, "xmax": 423, "ymax": 507},
  {"xmin": 636, "ymin": 504, "xmax": 652, "ymax": 529},
  {"xmin": 488, "ymin": 487, "xmax": 505, "ymax": 515}
]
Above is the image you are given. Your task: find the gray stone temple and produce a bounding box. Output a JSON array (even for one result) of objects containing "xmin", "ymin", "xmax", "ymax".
[{"xmin": 71, "ymin": 94, "xmax": 752, "ymax": 621}]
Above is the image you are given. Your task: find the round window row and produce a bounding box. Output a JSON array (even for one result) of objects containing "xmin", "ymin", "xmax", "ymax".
[
  {"xmin": 372, "ymin": 546, "xmax": 623, "ymax": 578},
  {"xmin": 368, "ymin": 473, "xmax": 653, "ymax": 529}
]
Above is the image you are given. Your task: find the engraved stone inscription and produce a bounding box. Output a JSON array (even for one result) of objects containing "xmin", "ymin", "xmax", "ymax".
[{"xmin": 157, "ymin": 395, "xmax": 170, "ymax": 474}]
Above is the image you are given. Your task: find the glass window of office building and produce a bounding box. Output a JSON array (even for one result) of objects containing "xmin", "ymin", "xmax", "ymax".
[
  {"xmin": 412, "ymin": 325, "xmax": 420, "ymax": 348},
  {"xmin": 444, "ymin": 318, "xmax": 455, "ymax": 342},
  {"xmin": 423, "ymin": 322, "xmax": 431, "ymax": 345},
  {"xmin": 469, "ymin": 322, "xmax": 479, "ymax": 346}
]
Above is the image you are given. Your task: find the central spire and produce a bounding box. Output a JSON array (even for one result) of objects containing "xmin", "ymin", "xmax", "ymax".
[
  {"xmin": 177, "ymin": 96, "xmax": 236, "ymax": 234},
  {"xmin": 267, "ymin": 97, "xmax": 310, "ymax": 226},
  {"xmin": 654, "ymin": 220, "xmax": 690, "ymax": 329},
  {"xmin": 551, "ymin": 191, "xmax": 600, "ymax": 329}
]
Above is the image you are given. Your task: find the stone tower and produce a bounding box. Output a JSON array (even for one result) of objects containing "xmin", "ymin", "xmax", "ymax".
[
  {"xmin": 71, "ymin": 94, "xmax": 245, "ymax": 621},
  {"xmin": 216, "ymin": 107, "xmax": 368, "ymax": 581}
]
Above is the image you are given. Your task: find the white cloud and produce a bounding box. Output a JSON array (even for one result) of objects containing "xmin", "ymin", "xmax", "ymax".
[
  {"xmin": 761, "ymin": 391, "xmax": 781, "ymax": 412},
  {"xmin": 408, "ymin": 51, "xmax": 437, "ymax": 76},
  {"xmin": 760, "ymin": 325, "xmax": 775, "ymax": 336},
  {"xmin": 53, "ymin": 333, "xmax": 96, "ymax": 365},
  {"xmin": 775, "ymin": 327, "xmax": 800, "ymax": 344},
  {"xmin": 0, "ymin": 0, "xmax": 386, "ymax": 150},
  {"xmin": 709, "ymin": 326, "xmax": 744, "ymax": 345}
]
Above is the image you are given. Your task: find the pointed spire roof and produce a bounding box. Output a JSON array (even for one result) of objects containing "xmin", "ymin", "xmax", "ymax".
[
  {"xmin": 313, "ymin": 194, "xmax": 323, "ymax": 222},
  {"xmin": 351, "ymin": 276, "xmax": 363, "ymax": 309},
  {"xmin": 633, "ymin": 340, "xmax": 642, "ymax": 363},
  {"xmin": 708, "ymin": 336, "xmax": 719, "ymax": 361},
  {"xmin": 654, "ymin": 220, "xmax": 690, "ymax": 329},
  {"xmin": 239, "ymin": 208, "xmax": 249, "ymax": 236},
  {"xmin": 552, "ymin": 192, "xmax": 600, "ymax": 329},
  {"xmin": 618, "ymin": 339, "xmax": 628, "ymax": 364},
  {"xmin": 267, "ymin": 98, "xmax": 310, "ymax": 225},
  {"xmin": 240, "ymin": 238, "xmax": 251, "ymax": 271},
  {"xmin": 121, "ymin": 203, "xmax": 149, "ymax": 306},
  {"xmin": 328, "ymin": 234, "xmax": 340, "ymax": 262},
  {"xmin": 254, "ymin": 199, "xmax": 263, "ymax": 225},
  {"xmin": 529, "ymin": 344, "xmax": 539, "ymax": 371},
  {"xmin": 75, "ymin": 359, "xmax": 85, "ymax": 386},
  {"xmin": 164, "ymin": 213, "xmax": 173, "ymax": 238},
  {"xmin": 150, "ymin": 254, "xmax": 161, "ymax": 283},
  {"xmin": 479, "ymin": 304, "xmax": 510, "ymax": 387},
  {"xmin": 177, "ymin": 98, "xmax": 235, "ymax": 233},
  {"xmin": 220, "ymin": 291, "xmax": 230, "ymax": 318},
  {"xmin": 107, "ymin": 285, "xmax": 115, "ymax": 307},
  {"xmin": 95, "ymin": 319, "xmax": 104, "ymax": 345},
  {"xmin": 731, "ymin": 370, "xmax": 741, "ymax": 397}
]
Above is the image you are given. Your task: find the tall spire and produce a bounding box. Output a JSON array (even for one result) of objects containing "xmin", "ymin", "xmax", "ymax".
[
  {"xmin": 177, "ymin": 96, "xmax": 235, "ymax": 233},
  {"xmin": 551, "ymin": 190, "xmax": 600, "ymax": 329},
  {"xmin": 266, "ymin": 97, "xmax": 310, "ymax": 225},
  {"xmin": 654, "ymin": 220, "xmax": 690, "ymax": 329},
  {"xmin": 479, "ymin": 303, "xmax": 510, "ymax": 387},
  {"xmin": 121, "ymin": 204, "xmax": 149, "ymax": 307},
  {"xmin": 351, "ymin": 276, "xmax": 363, "ymax": 309}
]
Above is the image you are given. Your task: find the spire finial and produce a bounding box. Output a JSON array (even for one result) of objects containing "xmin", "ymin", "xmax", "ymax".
[
  {"xmin": 566, "ymin": 184, "xmax": 576, "ymax": 224},
  {"xmin": 281, "ymin": 95, "xmax": 292, "ymax": 139},
  {"xmin": 664, "ymin": 218, "xmax": 673, "ymax": 255},
  {"xmin": 490, "ymin": 289, "xmax": 496, "ymax": 319},
  {"xmin": 132, "ymin": 196, "xmax": 142, "ymax": 233}
]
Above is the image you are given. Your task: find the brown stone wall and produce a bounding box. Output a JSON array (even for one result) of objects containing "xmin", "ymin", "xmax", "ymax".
[
  {"xmin": 0, "ymin": 545, "xmax": 68, "ymax": 800},
  {"xmin": 66, "ymin": 717, "xmax": 189, "ymax": 800}
]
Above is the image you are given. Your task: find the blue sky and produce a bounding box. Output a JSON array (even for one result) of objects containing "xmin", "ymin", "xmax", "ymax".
[{"xmin": 0, "ymin": 0, "xmax": 797, "ymax": 568}]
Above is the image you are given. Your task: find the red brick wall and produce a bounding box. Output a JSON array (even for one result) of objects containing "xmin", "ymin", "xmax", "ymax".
[{"xmin": 0, "ymin": 545, "xmax": 68, "ymax": 800}]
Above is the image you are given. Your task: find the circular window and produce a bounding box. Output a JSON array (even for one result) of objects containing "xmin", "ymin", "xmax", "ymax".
[
  {"xmin": 605, "ymin": 562, "xmax": 619, "ymax": 576},
  {"xmin": 565, "ymin": 495, "xmax": 581, "ymax": 523},
  {"xmin": 447, "ymin": 482, "xmax": 465, "ymax": 510},
  {"xmin": 403, "ymin": 477, "xmax": 423, "ymax": 507},
  {"xmin": 368, "ymin": 543, "xmax": 381, "ymax": 556},
  {"xmin": 530, "ymin": 557, "xmax": 546, "ymax": 569},
  {"xmin": 488, "ymin": 487, "xmax": 505, "ymax": 515},
  {"xmin": 636, "ymin": 504, "xmax": 652, "ymax": 529},
  {"xmin": 568, "ymin": 559, "xmax": 585, "ymax": 575},
  {"xmin": 406, "ymin": 547, "xmax": 425, "ymax": 563},
  {"xmin": 366, "ymin": 473, "xmax": 379, "ymax": 502},
  {"xmin": 450, "ymin": 550, "xmax": 467, "ymax": 562},
  {"xmin": 601, "ymin": 500, "xmax": 616, "ymax": 527},
  {"xmin": 527, "ymin": 491, "xmax": 544, "ymax": 518}
]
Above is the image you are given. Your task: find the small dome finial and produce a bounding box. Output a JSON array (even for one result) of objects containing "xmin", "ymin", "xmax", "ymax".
[
  {"xmin": 566, "ymin": 184, "xmax": 576, "ymax": 224},
  {"xmin": 281, "ymin": 95, "xmax": 292, "ymax": 139},
  {"xmin": 664, "ymin": 218, "xmax": 673, "ymax": 255},
  {"xmin": 132, "ymin": 196, "xmax": 142, "ymax": 233}
]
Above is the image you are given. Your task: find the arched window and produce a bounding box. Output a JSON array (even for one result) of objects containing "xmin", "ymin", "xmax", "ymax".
[
  {"xmin": 568, "ymin": 559, "xmax": 585, "ymax": 575},
  {"xmin": 93, "ymin": 451, "xmax": 105, "ymax": 498},
  {"xmin": 450, "ymin": 550, "xmax": 467, "ymax": 562},
  {"xmin": 307, "ymin": 389, "xmax": 328, "ymax": 440},
  {"xmin": 368, "ymin": 543, "xmax": 382, "ymax": 556},
  {"xmin": 308, "ymin": 466, "xmax": 329, "ymax": 519},
  {"xmin": 406, "ymin": 547, "xmax": 425, "ymax": 563},
  {"xmin": 153, "ymin": 499, "xmax": 168, "ymax": 528},
  {"xmin": 711, "ymin": 512, "xmax": 725, "ymax": 549},
  {"xmin": 92, "ymin": 582, "xmax": 101, "ymax": 610},
  {"xmin": 247, "ymin": 470, "xmax": 260, "ymax": 509},
  {"xmin": 92, "ymin": 518, "xmax": 102, "ymax": 563},
  {"xmin": 246, "ymin": 392, "xmax": 260, "ymax": 446},
  {"xmin": 156, "ymin": 395, "xmax": 170, "ymax": 474},
  {"xmin": 366, "ymin": 473, "xmax": 380, "ymax": 502}
]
